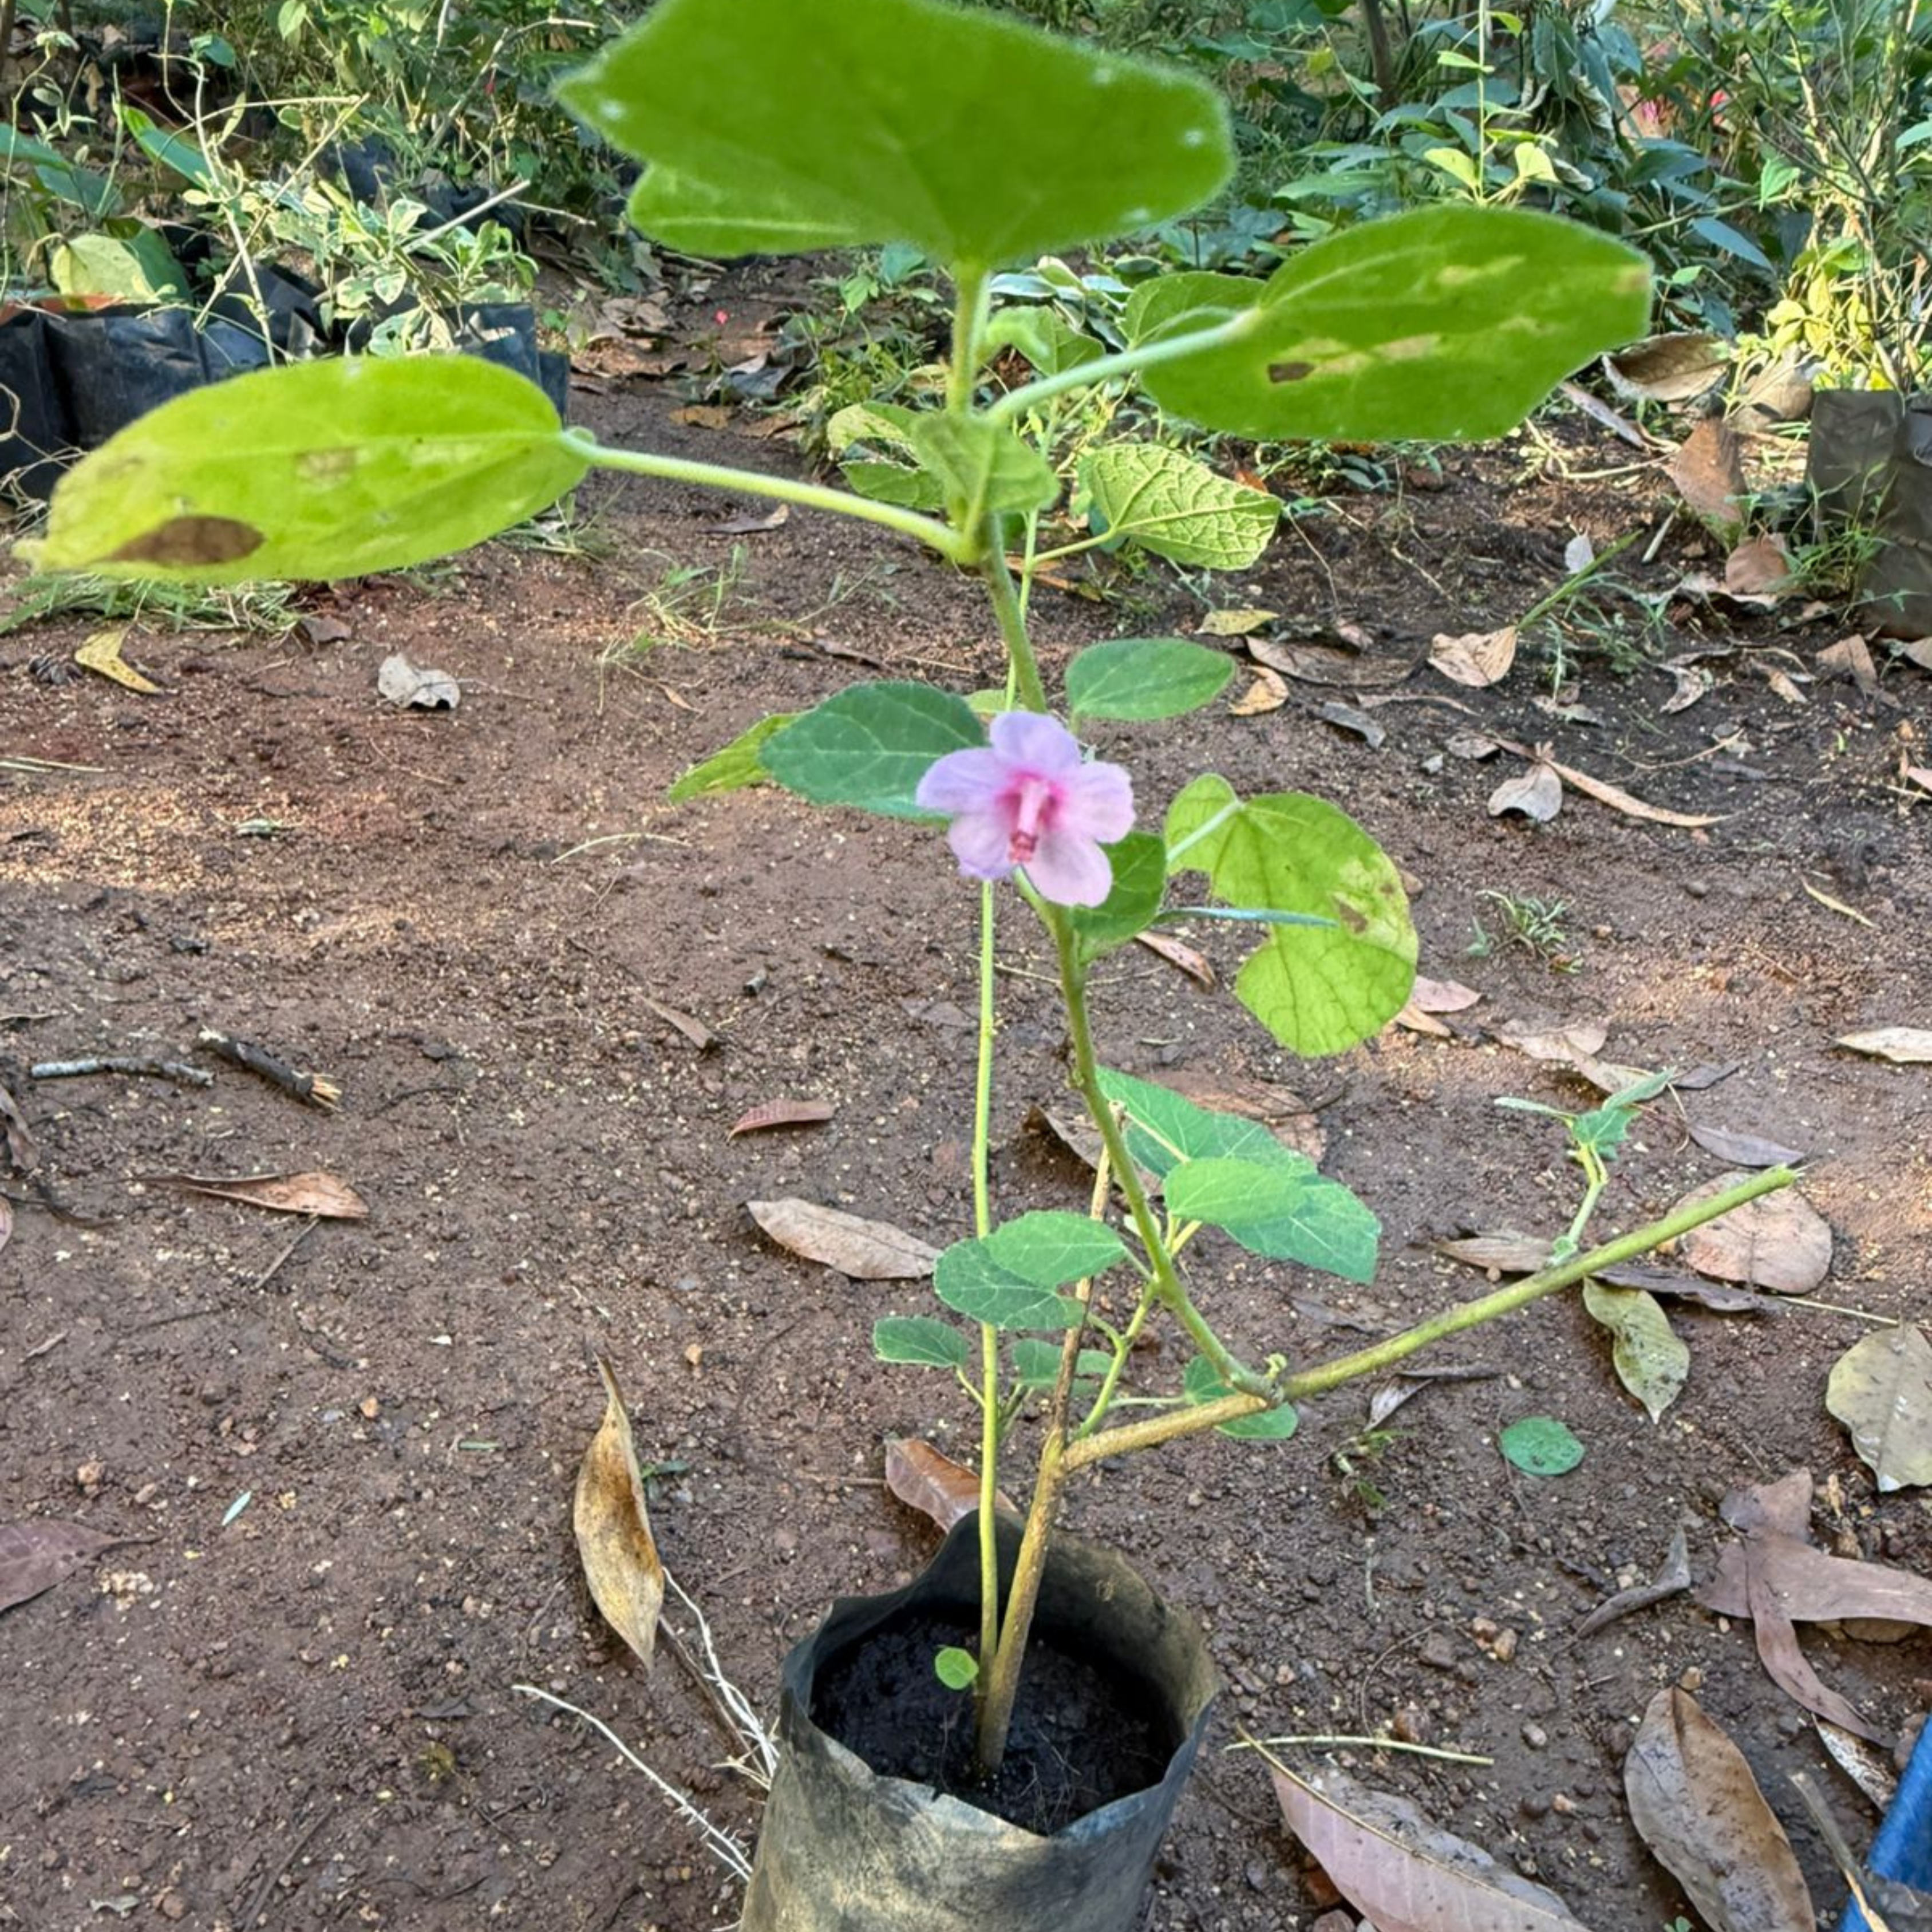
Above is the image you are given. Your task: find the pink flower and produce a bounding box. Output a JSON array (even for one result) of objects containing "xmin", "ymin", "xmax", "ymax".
[{"xmin": 915, "ymin": 712, "xmax": 1133, "ymax": 907}]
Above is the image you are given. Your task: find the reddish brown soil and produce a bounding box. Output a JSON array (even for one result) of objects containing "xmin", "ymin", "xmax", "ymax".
[{"xmin": 2, "ymin": 346, "xmax": 1929, "ymax": 1930}]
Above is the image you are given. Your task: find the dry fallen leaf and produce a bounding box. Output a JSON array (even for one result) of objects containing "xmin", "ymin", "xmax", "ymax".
[
  {"xmin": 1434, "ymin": 1231, "xmax": 1553, "ymax": 1276},
  {"xmin": 1668, "ymin": 419, "xmax": 1748, "ymax": 529},
  {"xmin": 1604, "ymin": 331, "xmax": 1729, "ymax": 403},
  {"xmin": 711, "ymin": 503, "xmax": 789, "ymax": 535},
  {"xmin": 1688, "ymin": 1123, "xmax": 1808, "ymax": 1168},
  {"xmin": 883, "ymin": 1438, "xmax": 1011, "ymax": 1530},
  {"xmin": 671, "ymin": 403, "xmax": 732, "ymax": 429},
  {"xmin": 1543, "ymin": 753, "xmax": 1722, "ymax": 827},
  {"xmin": 729, "ymin": 1098, "xmax": 836, "ymax": 1138},
  {"xmin": 1672, "ymin": 1178, "xmax": 1830, "ymax": 1294},
  {"xmin": 1412, "ymin": 976, "xmax": 1481, "ymax": 1014},
  {"xmin": 1811, "ymin": 1721, "xmax": 1899, "ymax": 1814},
  {"xmin": 0, "ymin": 1195, "xmax": 10, "ymax": 1258},
  {"xmin": 74, "ymin": 627, "xmax": 163, "ymax": 695},
  {"xmin": 1270, "ymin": 1758, "xmax": 1597, "ymax": 1932},
  {"xmin": 1249, "ymin": 634, "xmax": 1417, "ymax": 689},
  {"xmin": 746, "ymin": 1198, "xmax": 939, "ymax": 1279},
  {"xmin": 1365, "ymin": 1364, "xmax": 1497, "ymax": 1428},
  {"xmin": 1136, "ymin": 930, "xmax": 1215, "ymax": 987},
  {"xmin": 0, "ymin": 1519, "xmax": 126, "ymax": 1615},
  {"xmin": 1624, "ymin": 1688, "xmax": 1815, "ymax": 1932},
  {"xmin": 1498, "ymin": 1019, "xmax": 1610, "ymax": 1065},
  {"xmin": 642, "ymin": 997, "xmax": 716, "ymax": 1051},
  {"xmin": 377, "ymin": 653, "xmax": 459, "ymax": 710},
  {"xmin": 1574, "ymin": 1527, "xmax": 1690, "ymax": 1637},
  {"xmin": 1392, "ymin": 1002, "xmax": 1452, "ymax": 1038},
  {"xmin": 1228, "ymin": 665, "xmax": 1288, "ymax": 715},
  {"xmin": 1198, "ymin": 607, "xmax": 1278, "ymax": 637},
  {"xmin": 1430, "ymin": 624, "xmax": 1519, "ymax": 689},
  {"xmin": 1488, "ymin": 762, "xmax": 1563, "ymax": 821},
  {"xmin": 0, "ymin": 1077, "xmax": 35, "ymax": 1174},
  {"xmin": 1818, "ymin": 634, "xmax": 1880, "ymax": 696},
  {"xmin": 1826, "ymin": 1326, "xmax": 1932, "ymax": 1492},
  {"xmin": 153, "ymin": 1171, "xmax": 368, "ymax": 1218},
  {"xmin": 1315, "ymin": 700, "xmax": 1386, "ymax": 747},
  {"xmin": 1702, "ymin": 1525, "xmax": 1932, "ymax": 1627},
  {"xmin": 1725, "ymin": 534, "xmax": 1797, "ymax": 600},
  {"xmin": 1662, "ymin": 658, "xmax": 1716, "ymax": 713},
  {"xmin": 573, "ymin": 1357, "xmax": 664, "ymax": 1670},
  {"xmin": 1837, "ymin": 1027, "xmax": 1932, "ymax": 1064}
]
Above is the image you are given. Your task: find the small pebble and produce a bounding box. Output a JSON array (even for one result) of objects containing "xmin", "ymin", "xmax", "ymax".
[{"xmin": 1522, "ymin": 1722, "xmax": 1548, "ymax": 1749}]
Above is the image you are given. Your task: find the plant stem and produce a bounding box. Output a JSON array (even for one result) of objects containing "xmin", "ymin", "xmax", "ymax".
[
  {"xmin": 947, "ymin": 262, "xmax": 991, "ymax": 414},
  {"xmin": 1059, "ymin": 1164, "xmax": 1799, "ymax": 1473},
  {"xmin": 984, "ymin": 309, "xmax": 1253, "ymax": 428},
  {"xmin": 576, "ymin": 436, "xmax": 975, "ymax": 564},
  {"xmin": 971, "ymin": 882, "xmax": 1001, "ymax": 1693},
  {"xmin": 981, "ymin": 540, "xmax": 1049, "ymax": 712},
  {"xmin": 973, "ymin": 1431, "xmax": 1066, "ymax": 1779}
]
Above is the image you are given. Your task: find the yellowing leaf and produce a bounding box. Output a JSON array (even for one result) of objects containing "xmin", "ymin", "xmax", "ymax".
[
  {"xmin": 1826, "ymin": 1327, "xmax": 1932, "ymax": 1492},
  {"xmin": 74, "ymin": 627, "xmax": 162, "ymax": 694},
  {"xmin": 573, "ymin": 1357, "xmax": 665, "ymax": 1669}
]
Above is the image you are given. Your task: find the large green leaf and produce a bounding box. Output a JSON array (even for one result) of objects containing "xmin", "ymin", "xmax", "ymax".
[
  {"xmin": 1065, "ymin": 831, "xmax": 1167, "ymax": 961},
  {"xmin": 1142, "ymin": 205, "xmax": 1652, "ymax": 441},
  {"xmin": 1078, "ymin": 445, "xmax": 1281, "ymax": 569},
  {"xmin": 1183, "ymin": 1357, "xmax": 1299, "ymax": 1440},
  {"xmin": 33, "ymin": 357, "xmax": 587, "ymax": 584},
  {"xmin": 933, "ymin": 1210, "xmax": 1128, "ymax": 1331},
  {"xmin": 874, "ymin": 1315, "xmax": 971, "ymax": 1370},
  {"xmin": 1010, "ymin": 1338, "xmax": 1111, "ymax": 1391},
  {"xmin": 1164, "ymin": 775, "xmax": 1415, "ymax": 1055},
  {"xmin": 760, "ymin": 682, "xmax": 983, "ymax": 819},
  {"xmin": 905, "ymin": 414, "xmax": 1059, "ymax": 519},
  {"xmin": 667, "ymin": 714, "xmax": 797, "ymax": 803},
  {"xmin": 560, "ymin": 0, "xmax": 1233, "ymax": 266},
  {"xmin": 1066, "ymin": 637, "xmax": 1234, "ymax": 721},
  {"xmin": 50, "ymin": 232, "xmax": 184, "ymax": 301},
  {"xmin": 1164, "ymin": 1155, "xmax": 1379, "ymax": 1283},
  {"xmin": 1095, "ymin": 1066, "xmax": 1307, "ymax": 1180}
]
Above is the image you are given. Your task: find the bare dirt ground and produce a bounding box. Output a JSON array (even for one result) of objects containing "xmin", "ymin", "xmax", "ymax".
[{"xmin": 2, "ymin": 323, "xmax": 1929, "ymax": 1931}]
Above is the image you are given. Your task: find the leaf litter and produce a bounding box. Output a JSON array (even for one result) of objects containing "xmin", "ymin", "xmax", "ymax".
[
  {"xmin": 1838, "ymin": 1028, "xmax": 1932, "ymax": 1064},
  {"xmin": 746, "ymin": 1198, "xmax": 939, "ymax": 1279},
  {"xmin": 572, "ymin": 1356, "xmax": 665, "ymax": 1670},
  {"xmin": 729, "ymin": 1098, "xmax": 836, "ymax": 1137},
  {"xmin": 1670, "ymin": 1178, "xmax": 1830, "ymax": 1294},
  {"xmin": 150, "ymin": 1170, "xmax": 369, "ymax": 1218},
  {"xmin": 1826, "ymin": 1326, "xmax": 1932, "ymax": 1492},
  {"xmin": 0, "ymin": 1519, "xmax": 129, "ymax": 1615},
  {"xmin": 883, "ymin": 1437, "xmax": 1011, "ymax": 1530}
]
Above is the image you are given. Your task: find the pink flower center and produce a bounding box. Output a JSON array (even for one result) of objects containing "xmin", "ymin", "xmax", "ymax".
[{"xmin": 1006, "ymin": 773, "xmax": 1057, "ymax": 866}]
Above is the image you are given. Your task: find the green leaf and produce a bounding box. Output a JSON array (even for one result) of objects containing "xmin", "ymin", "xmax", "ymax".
[
  {"xmin": 121, "ymin": 103, "xmax": 215, "ymax": 187},
  {"xmin": 1010, "ymin": 1338, "xmax": 1112, "ymax": 1390},
  {"xmin": 1078, "ymin": 445, "xmax": 1280, "ymax": 569},
  {"xmin": 565, "ymin": 0, "xmax": 1232, "ymax": 267},
  {"xmin": 1164, "ymin": 775, "xmax": 1416, "ymax": 1055},
  {"xmin": 983, "ymin": 308, "xmax": 1104, "ymax": 377},
  {"xmin": 1499, "ymin": 1415, "xmax": 1585, "ymax": 1476},
  {"xmin": 874, "ymin": 1315, "xmax": 971, "ymax": 1370},
  {"xmin": 933, "ymin": 1210, "xmax": 1126, "ymax": 1331},
  {"xmin": 839, "ymin": 459, "xmax": 947, "ymax": 511},
  {"xmin": 50, "ymin": 232, "xmax": 183, "ymax": 301},
  {"xmin": 1163, "ymin": 1155, "xmax": 1379, "ymax": 1283},
  {"xmin": 760, "ymin": 681, "xmax": 983, "ymax": 819},
  {"xmin": 1141, "ymin": 205, "xmax": 1653, "ymax": 442},
  {"xmin": 1183, "ymin": 1356, "xmax": 1298, "ymax": 1439},
  {"xmin": 934, "ymin": 1646, "xmax": 979, "ymax": 1690},
  {"xmin": 0, "ymin": 128, "xmax": 118, "ymax": 215},
  {"xmin": 1066, "ymin": 637, "xmax": 1234, "ymax": 722},
  {"xmin": 1123, "ymin": 269, "xmax": 1257, "ymax": 347},
  {"xmin": 1095, "ymin": 1065, "xmax": 1302, "ymax": 1179},
  {"xmin": 33, "ymin": 358, "xmax": 588, "ymax": 585},
  {"xmin": 1581, "ymin": 1283, "xmax": 1687, "ymax": 1425},
  {"xmin": 904, "ymin": 414, "xmax": 1059, "ymax": 518},
  {"xmin": 667, "ymin": 713, "xmax": 797, "ymax": 803},
  {"xmin": 1065, "ymin": 831, "xmax": 1167, "ymax": 960}
]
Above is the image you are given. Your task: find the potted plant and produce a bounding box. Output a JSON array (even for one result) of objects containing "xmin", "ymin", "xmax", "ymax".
[{"xmin": 26, "ymin": 0, "xmax": 1797, "ymax": 1921}]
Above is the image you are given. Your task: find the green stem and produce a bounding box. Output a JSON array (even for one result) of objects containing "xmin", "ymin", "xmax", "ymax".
[
  {"xmin": 574, "ymin": 434, "xmax": 975, "ymax": 564},
  {"xmin": 947, "ymin": 261, "xmax": 991, "ymax": 414},
  {"xmin": 985, "ymin": 309, "xmax": 1253, "ymax": 428},
  {"xmin": 974, "ymin": 1432, "xmax": 1067, "ymax": 1779},
  {"xmin": 971, "ymin": 883, "xmax": 1001, "ymax": 1692},
  {"xmin": 981, "ymin": 540, "xmax": 1049, "ymax": 713},
  {"xmin": 1060, "ymin": 1164, "xmax": 1799, "ymax": 1473}
]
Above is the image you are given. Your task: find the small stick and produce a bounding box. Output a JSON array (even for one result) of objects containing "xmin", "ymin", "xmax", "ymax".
[
  {"xmin": 236, "ymin": 1808, "xmax": 329, "ymax": 1927},
  {"xmin": 31, "ymin": 1057, "xmax": 214, "ymax": 1089},
  {"xmin": 1229, "ymin": 1729, "xmax": 1494, "ymax": 1768},
  {"xmin": 198, "ymin": 1028, "xmax": 341, "ymax": 1111},
  {"xmin": 247, "ymin": 1216, "xmax": 318, "ymax": 1294},
  {"xmin": 23, "ymin": 1329, "xmax": 66, "ymax": 1360}
]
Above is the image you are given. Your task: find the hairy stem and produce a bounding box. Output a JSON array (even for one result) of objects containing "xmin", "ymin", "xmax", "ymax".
[
  {"xmin": 981, "ymin": 541, "xmax": 1049, "ymax": 713},
  {"xmin": 971, "ymin": 883, "xmax": 1001, "ymax": 1694},
  {"xmin": 577, "ymin": 436, "xmax": 974, "ymax": 564},
  {"xmin": 1060, "ymin": 1164, "xmax": 1799, "ymax": 1473}
]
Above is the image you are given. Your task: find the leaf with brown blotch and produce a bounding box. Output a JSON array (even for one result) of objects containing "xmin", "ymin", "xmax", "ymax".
[
  {"xmin": 107, "ymin": 513, "xmax": 263, "ymax": 567},
  {"xmin": 573, "ymin": 1357, "xmax": 664, "ymax": 1670},
  {"xmin": 1623, "ymin": 1688, "xmax": 1815, "ymax": 1932},
  {"xmin": 1837, "ymin": 1028, "xmax": 1932, "ymax": 1064},
  {"xmin": 1136, "ymin": 930, "xmax": 1215, "ymax": 987},
  {"xmin": 153, "ymin": 1171, "xmax": 369, "ymax": 1218},
  {"xmin": 1488, "ymin": 762, "xmax": 1563, "ymax": 820},
  {"xmin": 729, "ymin": 1098, "xmax": 836, "ymax": 1138},
  {"xmin": 884, "ymin": 1438, "xmax": 1013, "ymax": 1531},
  {"xmin": 1412, "ymin": 977, "xmax": 1482, "ymax": 1014},
  {"xmin": 1228, "ymin": 664, "xmax": 1287, "ymax": 714},
  {"xmin": 746, "ymin": 1198, "xmax": 939, "ymax": 1279},
  {"xmin": 1689, "ymin": 1124, "xmax": 1809, "ymax": 1168},
  {"xmin": 1826, "ymin": 1327, "xmax": 1932, "ymax": 1492},
  {"xmin": 1269, "ymin": 1758, "xmax": 1598, "ymax": 1932},
  {"xmin": 1430, "ymin": 623, "xmax": 1519, "ymax": 689},
  {"xmin": 0, "ymin": 1519, "xmax": 127, "ymax": 1615},
  {"xmin": 1672, "ymin": 1179, "xmax": 1830, "ymax": 1294}
]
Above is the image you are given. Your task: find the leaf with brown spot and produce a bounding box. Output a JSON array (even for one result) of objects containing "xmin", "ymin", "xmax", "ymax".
[
  {"xmin": 746, "ymin": 1198, "xmax": 939, "ymax": 1279},
  {"xmin": 1688, "ymin": 1124, "xmax": 1808, "ymax": 1168},
  {"xmin": 1269, "ymin": 1758, "xmax": 1598, "ymax": 1932},
  {"xmin": 107, "ymin": 515, "xmax": 264, "ymax": 567},
  {"xmin": 152, "ymin": 1170, "xmax": 368, "ymax": 1218},
  {"xmin": 1429, "ymin": 623, "xmax": 1519, "ymax": 689},
  {"xmin": 0, "ymin": 1519, "xmax": 127, "ymax": 1615},
  {"xmin": 573, "ymin": 1357, "xmax": 664, "ymax": 1669},
  {"xmin": 1135, "ymin": 930, "xmax": 1215, "ymax": 987},
  {"xmin": 1488, "ymin": 762, "xmax": 1563, "ymax": 820},
  {"xmin": 1826, "ymin": 1326, "xmax": 1932, "ymax": 1492},
  {"xmin": 1623, "ymin": 1688, "xmax": 1815, "ymax": 1932},
  {"xmin": 729, "ymin": 1098, "xmax": 835, "ymax": 1138},
  {"xmin": 1228, "ymin": 665, "xmax": 1287, "ymax": 714},
  {"xmin": 1672, "ymin": 1178, "xmax": 1830, "ymax": 1293},
  {"xmin": 1837, "ymin": 1027, "xmax": 1932, "ymax": 1064},
  {"xmin": 884, "ymin": 1438, "xmax": 1010, "ymax": 1531}
]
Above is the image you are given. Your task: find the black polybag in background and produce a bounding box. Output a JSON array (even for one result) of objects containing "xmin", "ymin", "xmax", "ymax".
[{"xmin": 1807, "ymin": 389, "xmax": 1932, "ymax": 638}]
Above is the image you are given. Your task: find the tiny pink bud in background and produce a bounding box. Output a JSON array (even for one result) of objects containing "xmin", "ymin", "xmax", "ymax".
[{"xmin": 915, "ymin": 712, "xmax": 1133, "ymax": 907}]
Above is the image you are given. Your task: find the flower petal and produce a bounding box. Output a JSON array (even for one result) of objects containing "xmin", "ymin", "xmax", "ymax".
[
  {"xmin": 947, "ymin": 809, "xmax": 1017, "ymax": 881},
  {"xmin": 916, "ymin": 745, "xmax": 1008, "ymax": 815},
  {"xmin": 1024, "ymin": 829, "xmax": 1113, "ymax": 907},
  {"xmin": 989, "ymin": 710, "xmax": 1083, "ymax": 778},
  {"xmin": 1061, "ymin": 760, "xmax": 1135, "ymax": 844}
]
